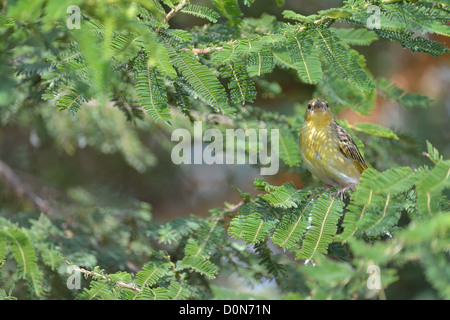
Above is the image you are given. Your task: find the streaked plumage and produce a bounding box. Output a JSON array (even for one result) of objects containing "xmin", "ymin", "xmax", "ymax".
[{"xmin": 299, "ymin": 98, "xmax": 367, "ymax": 197}]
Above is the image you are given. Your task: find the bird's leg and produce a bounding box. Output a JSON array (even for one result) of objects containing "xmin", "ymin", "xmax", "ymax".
[{"xmin": 336, "ymin": 183, "xmax": 357, "ymax": 201}]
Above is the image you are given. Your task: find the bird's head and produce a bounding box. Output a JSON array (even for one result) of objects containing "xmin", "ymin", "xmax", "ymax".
[{"xmin": 304, "ymin": 98, "xmax": 334, "ymax": 126}]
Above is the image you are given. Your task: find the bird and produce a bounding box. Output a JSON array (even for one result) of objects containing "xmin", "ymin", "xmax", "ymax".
[{"xmin": 299, "ymin": 98, "xmax": 368, "ymax": 200}]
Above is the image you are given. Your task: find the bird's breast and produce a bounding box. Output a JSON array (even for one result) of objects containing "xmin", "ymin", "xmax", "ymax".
[{"xmin": 299, "ymin": 122, "xmax": 361, "ymax": 187}]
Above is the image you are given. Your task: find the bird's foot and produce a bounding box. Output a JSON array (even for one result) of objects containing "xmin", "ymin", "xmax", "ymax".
[{"xmin": 336, "ymin": 184, "xmax": 357, "ymax": 201}]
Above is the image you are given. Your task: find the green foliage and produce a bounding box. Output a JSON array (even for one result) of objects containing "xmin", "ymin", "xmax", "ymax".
[{"xmin": 1, "ymin": 0, "xmax": 449, "ymax": 301}]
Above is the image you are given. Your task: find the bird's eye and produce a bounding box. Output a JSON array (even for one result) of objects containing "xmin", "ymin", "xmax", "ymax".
[{"xmin": 307, "ymin": 104, "xmax": 312, "ymax": 110}]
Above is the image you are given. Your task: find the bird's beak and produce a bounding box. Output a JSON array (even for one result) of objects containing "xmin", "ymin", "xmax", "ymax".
[{"xmin": 314, "ymin": 105, "xmax": 326, "ymax": 112}]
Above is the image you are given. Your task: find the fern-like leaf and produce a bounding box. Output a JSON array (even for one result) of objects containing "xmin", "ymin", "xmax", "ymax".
[
  {"xmin": 133, "ymin": 55, "xmax": 171, "ymax": 124},
  {"xmin": 254, "ymin": 242, "xmax": 286, "ymax": 278},
  {"xmin": 365, "ymin": 167, "xmax": 419, "ymax": 195},
  {"xmin": 212, "ymin": 0, "xmax": 243, "ymax": 26},
  {"xmin": 135, "ymin": 262, "xmax": 171, "ymax": 288},
  {"xmin": 313, "ymin": 27, "xmax": 374, "ymax": 92},
  {"xmin": 54, "ymin": 90, "xmax": 89, "ymax": 113},
  {"xmin": 336, "ymin": 169, "xmax": 379, "ymax": 242},
  {"xmin": 212, "ymin": 37, "xmax": 264, "ymax": 65},
  {"xmin": 138, "ymin": 287, "xmax": 170, "ymax": 300},
  {"xmin": 287, "ymin": 30, "xmax": 323, "ymax": 84},
  {"xmin": 376, "ymin": 77, "xmax": 432, "ymax": 109},
  {"xmin": 241, "ymin": 212, "xmax": 278, "ymax": 244},
  {"xmin": 343, "ymin": 121, "xmax": 399, "ymax": 140},
  {"xmin": 332, "ymin": 27, "xmax": 378, "ymax": 46},
  {"xmin": 260, "ymin": 181, "xmax": 303, "ymax": 209},
  {"xmin": 181, "ymin": 4, "xmax": 220, "ymax": 23},
  {"xmin": 246, "ymin": 49, "xmax": 274, "ymax": 77},
  {"xmin": 156, "ymin": 215, "xmax": 201, "ymax": 245},
  {"xmin": 176, "ymin": 256, "xmax": 218, "ymax": 279},
  {"xmin": 373, "ymin": 29, "xmax": 449, "ymax": 57},
  {"xmin": 338, "ymin": 167, "xmax": 419, "ymax": 241},
  {"xmin": 167, "ymin": 280, "xmax": 190, "ymax": 300},
  {"xmin": 362, "ymin": 194, "xmax": 403, "ymax": 237},
  {"xmin": 278, "ymin": 128, "xmax": 301, "ymax": 167},
  {"xmin": 77, "ymin": 280, "xmax": 112, "ymax": 300},
  {"xmin": 271, "ymin": 194, "xmax": 313, "ymax": 249},
  {"xmin": 220, "ymin": 60, "xmax": 256, "ymax": 104},
  {"xmin": 316, "ymin": 62, "xmax": 376, "ymax": 115},
  {"xmin": 417, "ymin": 160, "xmax": 450, "ymax": 217},
  {"xmin": 0, "ymin": 227, "xmax": 44, "ymax": 297},
  {"xmin": 382, "ymin": 2, "xmax": 450, "ymax": 36},
  {"xmin": 165, "ymin": 44, "xmax": 228, "ymax": 109},
  {"xmin": 184, "ymin": 210, "xmax": 224, "ymax": 259}
]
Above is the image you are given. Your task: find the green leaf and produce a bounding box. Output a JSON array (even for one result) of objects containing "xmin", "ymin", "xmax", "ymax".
[
  {"xmin": 254, "ymin": 242, "xmax": 286, "ymax": 278},
  {"xmin": 165, "ymin": 44, "xmax": 228, "ymax": 109},
  {"xmin": 373, "ymin": 29, "xmax": 449, "ymax": 57},
  {"xmin": 147, "ymin": 42, "xmax": 178, "ymax": 79},
  {"xmin": 296, "ymin": 194, "xmax": 344, "ymax": 263},
  {"xmin": 176, "ymin": 256, "xmax": 218, "ymax": 279},
  {"xmin": 331, "ymin": 27, "xmax": 378, "ymax": 46},
  {"xmin": 0, "ymin": 227, "xmax": 44, "ymax": 297},
  {"xmin": 240, "ymin": 212, "xmax": 278, "ymax": 244},
  {"xmin": 318, "ymin": 8, "xmax": 352, "ymax": 19},
  {"xmin": 212, "ymin": 0, "xmax": 243, "ymax": 26},
  {"xmin": 376, "ymin": 77, "xmax": 432, "ymax": 109},
  {"xmin": 184, "ymin": 210, "xmax": 224, "ymax": 259},
  {"xmin": 313, "ymin": 28, "xmax": 374, "ymax": 92},
  {"xmin": 361, "ymin": 194, "xmax": 403, "ymax": 237},
  {"xmin": 365, "ymin": 167, "xmax": 419, "ymax": 195},
  {"xmin": 133, "ymin": 55, "xmax": 171, "ymax": 124},
  {"xmin": 347, "ymin": 122, "xmax": 399, "ymax": 140},
  {"xmin": 138, "ymin": 287, "xmax": 170, "ymax": 300},
  {"xmin": 417, "ymin": 160, "xmax": 450, "ymax": 217},
  {"xmin": 181, "ymin": 4, "xmax": 220, "ymax": 23},
  {"xmin": 135, "ymin": 262, "xmax": 171, "ymax": 287},
  {"xmin": 287, "ymin": 30, "xmax": 323, "ymax": 84},
  {"xmin": 282, "ymin": 10, "xmax": 316, "ymax": 23},
  {"xmin": 278, "ymin": 129, "xmax": 301, "ymax": 167},
  {"xmin": 383, "ymin": 2, "xmax": 450, "ymax": 36},
  {"xmin": 271, "ymin": 195, "xmax": 313, "ymax": 249},
  {"xmin": 54, "ymin": 90, "xmax": 89, "ymax": 113},
  {"xmin": 261, "ymin": 181, "xmax": 303, "ymax": 209},
  {"xmin": 425, "ymin": 140, "xmax": 443, "ymax": 164},
  {"xmin": 156, "ymin": 215, "xmax": 201, "ymax": 245},
  {"xmin": 247, "ymin": 49, "xmax": 274, "ymax": 77},
  {"xmin": 316, "ymin": 61, "xmax": 376, "ymax": 115},
  {"xmin": 220, "ymin": 60, "xmax": 256, "ymax": 104},
  {"xmin": 212, "ymin": 37, "xmax": 264, "ymax": 65},
  {"xmin": 167, "ymin": 280, "xmax": 190, "ymax": 300},
  {"xmin": 78, "ymin": 280, "xmax": 112, "ymax": 300},
  {"xmin": 336, "ymin": 168, "xmax": 379, "ymax": 242}
]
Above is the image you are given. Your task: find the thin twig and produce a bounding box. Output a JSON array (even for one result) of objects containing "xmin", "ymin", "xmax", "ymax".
[
  {"xmin": 71, "ymin": 264, "xmax": 143, "ymax": 293},
  {"xmin": 224, "ymin": 201, "xmax": 244, "ymax": 214},
  {"xmin": 188, "ymin": 46, "xmax": 223, "ymax": 55},
  {"xmin": 422, "ymin": 152, "xmax": 437, "ymax": 165},
  {"xmin": 155, "ymin": 0, "xmax": 189, "ymax": 34}
]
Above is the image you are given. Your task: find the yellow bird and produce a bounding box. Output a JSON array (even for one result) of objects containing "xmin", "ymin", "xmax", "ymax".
[{"xmin": 299, "ymin": 98, "xmax": 368, "ymax": 199}]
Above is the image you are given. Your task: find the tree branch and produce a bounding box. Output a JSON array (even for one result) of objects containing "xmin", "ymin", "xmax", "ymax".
[
  {"xmin": 156, "ymin": 0, "xmax": 189, "ymax": 34},
  {"xmin": 71, "ymin": 264, "xmax": 143, "ymax": 293}
]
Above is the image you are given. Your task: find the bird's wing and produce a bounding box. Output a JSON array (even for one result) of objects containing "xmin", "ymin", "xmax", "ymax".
[{"xmin": 332, "ymin": 121, "xmax": 368, "ymax": 173}]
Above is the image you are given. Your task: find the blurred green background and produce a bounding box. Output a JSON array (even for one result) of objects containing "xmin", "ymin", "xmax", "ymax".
[{"xmin": 0, "ymin": 0, "xmax": 449, "ymax": 299}]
